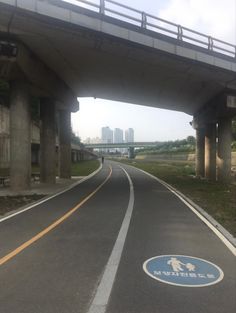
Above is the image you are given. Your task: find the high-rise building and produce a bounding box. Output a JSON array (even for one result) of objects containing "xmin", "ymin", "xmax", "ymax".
[
  {"xmin": 114, "ymin": 128, "xmax": 123, "ymax": 143},
  {"xmin": 125, "ymin": 128, "xmax": 134, "ymax": 143},
  {"xmin": 101, "ymin": 126, "xmax": 113, "ymax": 143}
]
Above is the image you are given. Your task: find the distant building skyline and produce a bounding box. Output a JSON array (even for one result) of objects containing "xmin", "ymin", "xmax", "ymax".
[
  {"xmin": 114, "ymin": 128, "xmax": 124, "ymax": 143},
  {"xmin": 125, "ymin": 128, "xmax": 134, "ymax": 143},
  {"xmin": 83, "ymin": 126, "xmax": 135, "ymax": 144},
  {"xmin": 101, "ymin": 126, "xmax": 113, "ymax": 144}
]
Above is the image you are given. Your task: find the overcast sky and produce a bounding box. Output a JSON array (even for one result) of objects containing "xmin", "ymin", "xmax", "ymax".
[{"xmin": 70, "ymin": 0, "xmax": 236, "ymax": 142}]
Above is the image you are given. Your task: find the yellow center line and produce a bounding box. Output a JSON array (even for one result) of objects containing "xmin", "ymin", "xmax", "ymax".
[{"xmin": 0, "ymin": 166, "xmax": 112, "ymax": 266}]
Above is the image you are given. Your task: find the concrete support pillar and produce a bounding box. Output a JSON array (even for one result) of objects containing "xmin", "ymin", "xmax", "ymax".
[
  {"xmin": 58, "ymin": 109, "xmax": 71, "ymax": 178},
  {"xmin": 217, "ymin": 117, "xmax": 232, "ymax": 183},
  {"xmin": 10, "ymin": 80, "xmax": 31, "ymax": 190},
  {"xmin": 40, "ymin": 99, "xmax": 56, "ymax": 184},
  {"xmin": 72, "ymin": 151, "xmax": 77, "ymax": 163},
  {"xmin": 128, "ymin": 147, "xmax": 135, "ymax": 159},
  {"xmin": 80, "ymin": 151, "xmax": 83, "ymax": 161},
  {"xmin": 195, "ymin": 128, "xmax": 205, "ymax": 177},
  {"xmin": 205, "ymin": 123, "xmax": 216, "ymax": 181}
]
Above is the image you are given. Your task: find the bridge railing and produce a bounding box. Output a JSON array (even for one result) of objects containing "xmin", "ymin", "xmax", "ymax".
[{"xmin": 62, "ymin": 0, "xmax": 236, "ymax": 58}]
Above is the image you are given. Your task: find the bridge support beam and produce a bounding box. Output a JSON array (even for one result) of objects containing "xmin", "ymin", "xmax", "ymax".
[
  {"xmin": 195, "ymin": 127, "xmax": 205, "ymax": 178},
  {"xmin": 217, "ymin": 117, "xmax": 232, "ymax": 183},
  {"xmin": 128, "ymin": 147, "xmax": 135, "ymax": 159},
  {"xmin": 193, "ymin": 94, "xmax": 236, "ymax": 183},
  {"xmin": 205, "ymin": 123, "xmax": 216, "ymax": 181},
  {"xmin": 10, "ymin": 80, "xmax": 31, "ymax": 190},
  {"xmin": 58, "ymin": 109, "xmax": 71, "ymax": 178},
  {"xmin": 40, "ymin": 99, "xmax": 56, "ymax": 184}
]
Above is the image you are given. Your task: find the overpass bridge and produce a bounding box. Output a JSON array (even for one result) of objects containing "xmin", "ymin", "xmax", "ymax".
[
  {"xmin": 84, "ymin": 142, "xmax": 158, "ymax": 149},
  {"xmin": 0, "ymin": 0, "xmax": 236, "ymax": 189},
  {"xmin": 84, "ymin": 141, "xmax": 159, "ymax": 158}
]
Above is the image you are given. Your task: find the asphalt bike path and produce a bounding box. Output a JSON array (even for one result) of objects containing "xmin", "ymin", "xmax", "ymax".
[
  {"xmin": 0, "ymin": 160, "xmax": 235, "ymax": 313},
  {"xmin": 0, "ymin": 164, "xmax": 110, "ymax": 259},
  {"xmin": 105, "ymin": 162, "xmax": 236, "ymax": 313},
  {"xmin": 0, "ymin": 163, "xmax": 130, "ymax": 313}
]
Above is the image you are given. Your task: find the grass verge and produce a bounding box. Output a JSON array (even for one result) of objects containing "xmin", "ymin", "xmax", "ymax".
[
  {"xmin": 32, "ymin": 159, "xmax": 100, "ymax": 177},
  {"xmin": 71, "ymin": 160, "xmax": 100, "ymax": 176},
  {"xmin": 116, "ymin": 158, "xmax": 236, "ymax": 237}
]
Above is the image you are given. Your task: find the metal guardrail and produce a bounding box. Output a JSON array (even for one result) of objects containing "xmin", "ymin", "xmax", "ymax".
[{"xmin": 60, "ymin": 0, "xmax": 236, "ymax": 58}]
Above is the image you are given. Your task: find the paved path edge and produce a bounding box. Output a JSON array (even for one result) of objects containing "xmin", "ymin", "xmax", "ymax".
[
  {"xmin": 119, "ymin": 162, "xmax": 236, "ymax": 248},
  {"xmin": 0, "ymin": 162, "xmax": 102, "ymax": 222}
]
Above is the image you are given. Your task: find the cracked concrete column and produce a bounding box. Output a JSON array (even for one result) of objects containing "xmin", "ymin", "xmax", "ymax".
[
  {"xmin": 10, "ymin": 80, "xmax": 31, "ymax": 190},
  {"xmin": 195, "ymin": 127, "xmax": 205, "ymax": 177},
  {"xmin": 40, "ymin": 99, "xmax": 56, "ymax": 184},
  {"xmin": 58, "ymin": 109, "xmax": 71, "ymax": 178},
  {"xmin": 205, "ymin": 123, "xmax": 216, "ymax": 181},
  {"xmin": 217, "ymin": 117, "xmax": 232, "ymax": 183}
]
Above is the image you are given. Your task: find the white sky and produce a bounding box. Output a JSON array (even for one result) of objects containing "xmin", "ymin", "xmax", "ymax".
[{"xmin": 71, "ymin": 0, "xmax": 236, "ymax": 142}]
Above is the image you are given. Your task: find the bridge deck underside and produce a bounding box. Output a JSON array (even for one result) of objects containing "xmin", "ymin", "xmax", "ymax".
[{"xmin": 0, "ymin": 1, "xmax": 236, "ymax": 115}]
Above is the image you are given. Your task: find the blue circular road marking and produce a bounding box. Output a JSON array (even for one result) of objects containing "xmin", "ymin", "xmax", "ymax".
[{"xmin": 143, "ymin": 255, "xmax": 224, "ymax": 287}]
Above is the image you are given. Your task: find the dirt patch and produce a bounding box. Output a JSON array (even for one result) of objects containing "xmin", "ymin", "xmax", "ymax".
[{"xmin": 0, "ymin": 195, "xmax": 45, "ymax": 216}]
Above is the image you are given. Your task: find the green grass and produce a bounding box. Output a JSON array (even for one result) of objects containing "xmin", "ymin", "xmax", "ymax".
[
  {"xmin": 31, "ymin": 159, "xmax": 100, "ymax": 177},
  {"xmin": 71, "ymin": 160, "xmax": 100, "ymax": 176},
  {"xmin": 2, "ymin": 160, "xmax": 100, "ymax": 178},
  {"xmin": 116, "ymin": 158, "xmax": 236, "ymax": 237}
]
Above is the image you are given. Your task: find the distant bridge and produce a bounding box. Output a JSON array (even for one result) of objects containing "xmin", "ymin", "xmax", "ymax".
[{"xmin": 84, "ymin": 142, "xmax": 158, "ymax": 149}]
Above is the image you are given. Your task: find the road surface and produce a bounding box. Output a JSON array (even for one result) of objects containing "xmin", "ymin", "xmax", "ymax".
[{"xmin": 0, "ymin": 161, "xmax": 235, "ymax": 313}]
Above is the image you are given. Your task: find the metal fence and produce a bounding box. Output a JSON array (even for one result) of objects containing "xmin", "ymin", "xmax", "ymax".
[{"xmin": 61, "ymin": 0, "xmax": 236, "ymax": 58}]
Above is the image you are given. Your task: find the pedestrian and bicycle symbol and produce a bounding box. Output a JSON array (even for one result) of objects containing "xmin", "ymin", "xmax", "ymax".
[{"xmin": 143, "ymin": 255, "xmax": 224, "ymax": 287}]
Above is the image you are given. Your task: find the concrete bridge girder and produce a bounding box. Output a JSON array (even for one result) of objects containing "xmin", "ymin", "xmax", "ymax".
[
  {"xmin": 0, "ymin": 0, "xmax": 236, "ymax": 187},
  {"xmin": 193, "ymin": 94, "xmax": 236, "ymax": 126},
  {"xmin": 8, "ymin": 81, "xmax": 73, "ymax": 189},
  {"xmin": 0, "ymin": 0, "xmax": 235, "ymax": 116},
  {"xmin": 193, "ymin": 94, "xmax": 236, "ymax": 183},
  {"xmin": 128, "ymin": 147, "xmax": 135, "ymax": 159},
  {"xmin": 58, "ymin": 109, "xmax": 71, "ymax": 179},
  {"xmin": 10, "ymin": 80, "xmax": 31, "ymax": 190},
  {"xmin": 40, "ymin": 98, "xmax": 56, "ymax": 184},
  {"xmin": 0, "ymin": 38, "xmax": 79, "ymax": 189},
  {"xmin": 0, "ymin": 43, "xmax": 79, "ymax": 112}
]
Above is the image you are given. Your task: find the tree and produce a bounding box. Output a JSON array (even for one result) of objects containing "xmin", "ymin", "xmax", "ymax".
[
  {"xmin": 71, "ymin": 129, "xmax": 83, "ymax": 146},
  {"xmin": 186, "ymin": 136, "xmax": 196, "ymax": 145}
]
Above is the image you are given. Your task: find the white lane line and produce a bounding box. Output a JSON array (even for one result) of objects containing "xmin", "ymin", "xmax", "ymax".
[
  {"xmin": 127, "ymin": 165, "xmax": 236, "ymax": 257},
  {"xmin": 87, "ymin": 166, "xmax": 134, "ymax": 313},
  {"xmin": 0, "ymin": 164, "xmax": 102, "ymax": 223}
]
